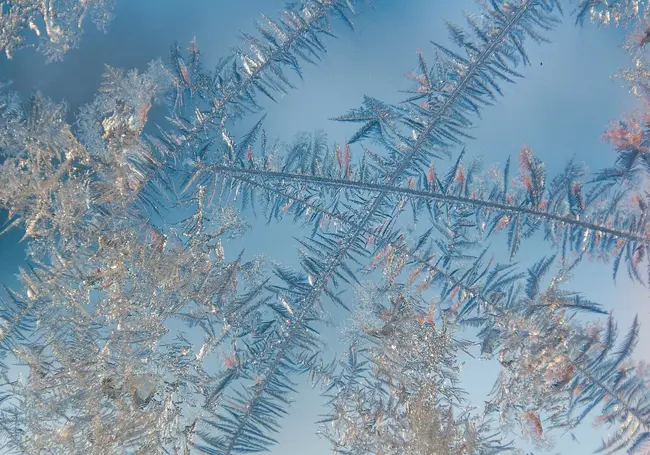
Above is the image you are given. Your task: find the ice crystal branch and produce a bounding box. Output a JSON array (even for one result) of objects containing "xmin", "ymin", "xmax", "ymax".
[
  {"xmin": 195, "ymin": 138, "xmax": 650, "ymax": 282},
  {"xmin": 165, "ymin": 0, "xmax": 359, "ymax": 164},
  {"xmin": 474, "ymin": 259, "xmax": 650, "ymax": 453},
  {"xmin": 0, "ymin": 220, "xmax": 268, "ymax": 454},
  {"xmin": 0, "ymin": 0, "xmax": 115, "ymax": 61},
  {"xmin": 0, "ymin": 60, "xmax": 172, "ymax": 243},
  {"xmin": 317, "ymin": 283, "xmax": 516, "ymax": 455},
  {"xmin": 574, "ymin": 0, "xmax": 650, "ymax": 103},
  {"xmin": 574, "ymin": 0, "xmax": 649, "ymax": 27}
]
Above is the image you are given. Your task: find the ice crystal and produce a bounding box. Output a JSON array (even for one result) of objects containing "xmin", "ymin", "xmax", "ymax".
[
  {"xmin": 0, "ymin": 1, "xmax": 649, "ymax": 454},
  {"xmin": 0, "ymin": 0, "xmax": 115, "ymax": 61}
]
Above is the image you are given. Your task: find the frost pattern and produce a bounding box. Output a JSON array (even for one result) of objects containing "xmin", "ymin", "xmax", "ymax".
[
  {"xmin": 0, "ymin": 0, "xmax": 115, "ymax": 61},
  {"xmin": 0, "ymin": 1, "xmax": 649, "ymax": 454}
]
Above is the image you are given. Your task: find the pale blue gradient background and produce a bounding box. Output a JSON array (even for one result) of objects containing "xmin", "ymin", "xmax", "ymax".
[{"xmin": 0, "ymin": 1, "xmax": 648, "ymax": 453}]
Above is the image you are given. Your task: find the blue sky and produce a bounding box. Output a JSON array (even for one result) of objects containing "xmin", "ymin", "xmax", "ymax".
[{"xmin": 0, "ymin": 1, "xmax": 648, "ymax": 453}]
